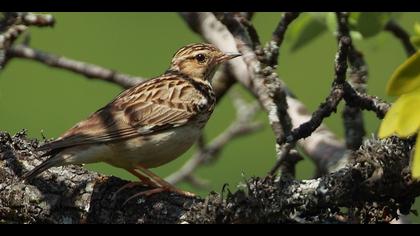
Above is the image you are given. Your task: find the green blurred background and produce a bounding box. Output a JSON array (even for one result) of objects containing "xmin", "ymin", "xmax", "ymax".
[{"xmin": 1, "ymin": 12, "xmax": 419, "ymax": 221}]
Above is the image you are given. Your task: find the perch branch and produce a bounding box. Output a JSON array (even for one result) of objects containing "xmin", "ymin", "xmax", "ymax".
[{"xmin": 0, "ymin": 131, "xmax": 417, "ymax": 223}]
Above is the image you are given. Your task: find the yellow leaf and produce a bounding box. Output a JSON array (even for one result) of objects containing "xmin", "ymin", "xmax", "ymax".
[
  {"xmin": 378, "ymin": 87, "xmax": 420, "ymax": 138},
  {"xmin": 386, "ymin": 51, "xmax": 420, "ymax": 96},
  {"xmin": 411, "ymin": 133, "xmax": 420, "ymax": 178}
]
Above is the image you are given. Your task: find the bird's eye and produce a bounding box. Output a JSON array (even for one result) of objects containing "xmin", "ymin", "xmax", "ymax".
[{"xmin": 195, "ymin": 54, "xmax": 206, "ymax": 63}]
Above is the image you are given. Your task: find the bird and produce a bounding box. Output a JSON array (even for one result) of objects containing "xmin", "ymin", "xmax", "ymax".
[{"xmin": 22, "ymin": 43, "xmax": 241, "ymax": 198}]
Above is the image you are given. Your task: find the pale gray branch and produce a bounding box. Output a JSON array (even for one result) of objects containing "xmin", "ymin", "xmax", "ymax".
[{"xmin": 7, "ymin": 45, "xmax": 144, "ymax": 88}]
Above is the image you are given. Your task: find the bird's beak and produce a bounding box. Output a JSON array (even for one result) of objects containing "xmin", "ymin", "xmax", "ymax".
[{"xmin": 217, "ymin": 52, "xmax": 242, "ymax": 63}]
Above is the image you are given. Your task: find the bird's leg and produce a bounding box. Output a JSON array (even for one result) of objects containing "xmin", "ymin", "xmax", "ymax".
[
  {"xmin": 134, "ymin": 165, "xmax": 196, "ymax": 197},
  {"xmin": 112, "ymin": 168, "xmax": 159, "ymax": 200},
  {"xmin": 121, "ymin": 165, "xmax": 196, "ymax": 205}
]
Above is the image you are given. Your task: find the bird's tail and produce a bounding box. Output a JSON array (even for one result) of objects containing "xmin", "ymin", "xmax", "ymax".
[{"xmin": 22, "ymin": 155, "xmax": 63, "ymax": 181}]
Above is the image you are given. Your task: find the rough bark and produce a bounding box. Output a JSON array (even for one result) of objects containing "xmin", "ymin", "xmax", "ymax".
[{"xmin": 1, "ymin": 130, "xmax": 418, "ymax": 224}]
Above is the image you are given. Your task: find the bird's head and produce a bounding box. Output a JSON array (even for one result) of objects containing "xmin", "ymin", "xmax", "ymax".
[{"xmin": 169, "ymin": 43, "xmax": 241, "ymax": 81}]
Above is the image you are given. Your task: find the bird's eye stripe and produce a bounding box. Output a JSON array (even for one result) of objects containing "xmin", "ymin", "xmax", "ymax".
[{"xmin": 173, "ymin": 43, "xmax": 218, "ymax": 57}]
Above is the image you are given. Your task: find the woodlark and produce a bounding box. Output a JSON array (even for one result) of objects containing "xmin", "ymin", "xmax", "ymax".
[{"xmin": 23, "ymin": 43, "xmax": 241, "ymax": 197}]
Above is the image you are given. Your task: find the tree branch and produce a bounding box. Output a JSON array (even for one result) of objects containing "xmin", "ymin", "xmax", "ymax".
[
  {"xmin": 266, "ymin": 12, "xmax": 300, "ymax": 66},
  {"xmin": 385, "ymin": 20, "xmax": 417, "ymax": 57},
  {"xmin": 336, "ymin": 12, "xmax": 367, "ymax": 150},
  {"xmin": 1, "ymin": 130, "xmax": 417, "ymax": 223},
  {"xmin": 0, "ymin": 12, "xmax": 54, "ymax": 68},
  {"xmin": 6, "ymin": 45, "xmax": 144, "ymax": 88},
  {"xmin": 287, "ymin": 35, "xmax": 350, "ymax": 144}
]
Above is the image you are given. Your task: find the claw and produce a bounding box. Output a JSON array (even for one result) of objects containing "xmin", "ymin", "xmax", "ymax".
[
  {"xmin": 122, "ymin": 186, "xmax": 196, "ymax": 206},
  {"xmin": 112, "ymin": 181, "xmax": 149, "ymax": 201}
]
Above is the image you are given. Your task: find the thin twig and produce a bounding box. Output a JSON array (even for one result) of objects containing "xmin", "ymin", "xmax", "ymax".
[
  {"xmin": 277, "ymin": 149, "xmax": 303, "ymax": 178},
  {"xmin": 336, "ymin": 12, "xmax": 367, "ymax": 150},
  {"xmin": 266, "ymin": 12, "xmax": 300, "ymax": 66},
  {"xmin": 0, "ymin": 12, "xmax": 18, "ymax": 32},
  {"xmin": 7, "ymin": 45, "xmax": 144, "ymax": 88},
  {"xmin": 0, "ymin": 25, "xmax": 27, "ymax": 68},
  {"xmin": 21, "ymin": 12, "xmax": 55, "ymax": 27},
  {"xmin": 0, "ymin": 12, "xmax": 53, "ymax": 69},
  {"xmin": 385, "ymin": 20, "xmax": 417, "ymax": 57},
  {"xmin": 333, "ymin": 36, "xmax": 351, "ymax": 86},
  {"xmin": 344, "ymin": 49, "xmax": 368, "ymax": 149},
  {"xmin": 234, "ymin": 13, "xmax": 261, "ymax": 50},
  {"xmin": 269, "ymin": 142, "xmax": 294, "ymax": 176},
  {"xmin": 287, "ymin": 87, "xmax": 344, "ymax": 143},
  {"xmin": 343, "ymin": 82, "xmax": 390, "ymax": 119},
  {"xmin": 287, "ymin": 35, "xmax": 351, "ymax": 143}
]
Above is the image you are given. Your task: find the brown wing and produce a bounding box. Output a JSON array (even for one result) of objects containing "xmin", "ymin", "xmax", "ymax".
[{"xmin": 38, "ymin": 75, "xmax": 209, "ymax": 151}]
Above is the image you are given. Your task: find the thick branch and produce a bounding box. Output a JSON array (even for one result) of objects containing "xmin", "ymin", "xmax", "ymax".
[{"xmin": 0, "ymin": 131, "xmax": 417, "ymax": 223}]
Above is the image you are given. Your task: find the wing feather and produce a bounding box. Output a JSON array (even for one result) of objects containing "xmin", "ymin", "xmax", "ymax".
[{"xmin": 37, "ymin": 75, "xmax": 208, "ymax": 152}]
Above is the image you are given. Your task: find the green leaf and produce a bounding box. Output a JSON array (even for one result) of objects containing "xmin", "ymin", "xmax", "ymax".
[
  {"xmin": 378, "ymin": 87, "xmax": 420, "ymax": 138},
  {"xmin": 356, "ymin": 12, "xmax": 390, "ymax": 38},
  {"xmin": 387, "ymin": 51, "xmax": 420, "ymax": 96},
  {"xmin": 325, "ymin": 12, "xmax": 337, "ymax": 35},
  {"xmin": 411, "ymin": 36, "xmax": 420, "ymax": 48},
  {"xmin": 412, "ymin": 134, "xmax": 420, "ymax": 178},
  {"xmin": 414, "ymin": 22, "xmax": 420, "ymax": 36},
  {"xmin": 350, "ymin": 30, "xmax": 363, "ymax": 41},
  {"xmin": 287, "ymin": 13, "xmax": 327, "ymax": 52},
  {"xmin": 348, "ymin": 12, "xmax": 361, "ymax": 29}
]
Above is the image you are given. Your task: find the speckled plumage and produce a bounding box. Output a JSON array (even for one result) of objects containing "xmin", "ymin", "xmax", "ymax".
[{"xmin": 22, "ymin": 43, "xmax": 240, "ymax": 195}]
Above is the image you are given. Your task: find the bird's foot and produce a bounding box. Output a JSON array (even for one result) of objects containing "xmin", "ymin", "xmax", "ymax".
[
  {"xmin": 122, "ymin": 186, "xmax": 196, "ymax": 205},
  {"xmin": 112, "ymin": 181, "xmax": 151, "ymax": 201}
]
